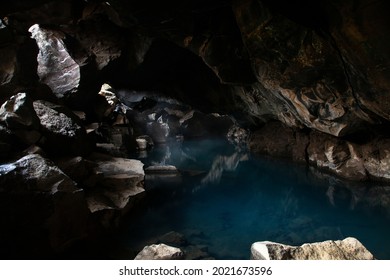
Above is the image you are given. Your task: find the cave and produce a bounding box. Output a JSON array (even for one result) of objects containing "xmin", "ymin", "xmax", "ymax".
[{"xmin": 1, "ymin": 0, "xmax": 390, "ymax": 260}]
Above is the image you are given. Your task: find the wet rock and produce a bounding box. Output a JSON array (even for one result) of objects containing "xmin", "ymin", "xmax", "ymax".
[
  {"xmin": 134, "ymin": 244, "xmax": 184, "ymax": 260},
  {"xmin": 0, "ymin": 154, "xmax": 89, "ymax": 257},
  {"xmin": 33, "ymin": 100, "xmax": 91, "ymax": 156},
  {"xmin": 251, "ymin": 237, "xmax": 374, "ymax": 260}
]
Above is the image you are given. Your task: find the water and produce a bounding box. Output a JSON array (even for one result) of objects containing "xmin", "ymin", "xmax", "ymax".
[{"xmin": 123, "ymin": 138, "xmax": 390, "ymax": 259}]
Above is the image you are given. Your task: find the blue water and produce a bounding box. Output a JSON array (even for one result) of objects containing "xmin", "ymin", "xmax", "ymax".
[{"xmin": 125, "ymin": 138, "xmax": 390, "ymax": 259}]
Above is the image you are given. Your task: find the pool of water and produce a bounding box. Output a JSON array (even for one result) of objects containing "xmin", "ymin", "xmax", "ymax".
[{"xmin": 123, "ymin": 138, "xmax": 390, "ymax": 259}]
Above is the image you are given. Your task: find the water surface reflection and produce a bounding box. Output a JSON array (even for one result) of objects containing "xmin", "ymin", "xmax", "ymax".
[{"xmin": 124, "ymin": 138, "xmax": 390, "ymax": 259}]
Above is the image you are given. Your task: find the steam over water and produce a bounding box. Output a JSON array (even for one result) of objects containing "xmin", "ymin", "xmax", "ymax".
[{"xmin": 122, "ymin": 138, "xmax": 390, "ymax": 259}]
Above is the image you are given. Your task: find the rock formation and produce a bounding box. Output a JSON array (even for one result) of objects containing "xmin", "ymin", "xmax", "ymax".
[
  {"xmin": 251, "ymin": 237, "xmax": 374, "ymax": 260},
  {"xmin": 134, "ymin": 244, "xmax": 184, "ymax": 260},
  {"xmin": 1, "ymin": 0, "xmax": 390, "ymax": 259}
]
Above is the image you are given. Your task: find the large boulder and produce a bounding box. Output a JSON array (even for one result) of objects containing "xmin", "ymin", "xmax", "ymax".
[
  {"xmin": 134, "ymin": 244, "xmax": 184, "ymax": 260},
  {"xmin": 251, "ymin": 237, "xmax": 374, "ymax": 260},
  {"xmin": 85, "ymin": 153, "xmax": 145, "ymax": 215},
  {"xmin": 33, "ymin": 100, "xmax": 91, "ymax": 156},
  {"xmin": 0, "ymin": 154, "xmax": 89, "ymax": 258}
]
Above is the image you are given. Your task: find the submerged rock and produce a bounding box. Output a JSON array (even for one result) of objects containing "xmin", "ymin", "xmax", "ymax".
[
  {"xmin": 134, "ymin": 244, "xmax": 184, "ymax": 260},
  {"xmin": 251, "ymin": 237, "xmax": 374, "ymax": 260}
]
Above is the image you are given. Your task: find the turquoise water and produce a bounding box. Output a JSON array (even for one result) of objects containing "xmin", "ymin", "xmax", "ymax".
[{"xmin": 125, "ymin": 139, "xmax": 390, "ymax": 259}]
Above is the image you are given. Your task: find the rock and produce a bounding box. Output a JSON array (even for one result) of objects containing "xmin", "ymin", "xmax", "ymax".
[
  {"xmin": 33, "ymin": 100, "xmax": 91, "ymax": 156},
  {"xmin": 95, "ymin": 125, "xmax": 133, "ymax": 157},
  {"xmin": 249, "ymin": 121, "xmax": 390, "ymax": 182},
  {"xmin": 0, "ymin": 92, "xmax": 41, "ymax": 145},
  {"xmin": 145, "ymin": 165, "xmax": 179, "ymax": 174},
  {"xmin": 0, "ymin": 154, "xmax": 89, "ymax": 256},
  {"xmin": 85, "ymin": 153, "xmax": 144, "ymax": 213},
  {"xmin": 146, "ymin": 117, "xmax": 170, "ymax": 144},
  {"xmin": 135, "ymin": 138, "xmax": 147, "ymax": 150},
  {"xmin": 29, "ymin": 24, "xmax": 81, "ymax": 100},
  {"xmin": 0, "ymin": 93, "xmax": 39, "ymax": 129},
  {"xmin": 22, "ymin": 144, "xmax": 46, "ymax": 157},
  {"xmin": 251, "ymin": 237, "xmax": 374, "ymax": 260},
  {"xmin": 144, "ymin": 164, "xmax": 183, "ymax": 190},
  {"xmin": 98, "ymin": 83, "xmax": 118, "ymax": 118},
  {"xmin": 55, "ymin": 156, "xmax": 95, "ymax": 184},
  {"xmin": 180, "ymin": 111, "xmax": 234, "ymax": 139},
  {"xmin": 361, "ymin": 138, "xmax": 390, "ymax": 181},
  {"xmin": 249, "ymin": 122, "xmax": 309, "ymax": 163},
  {"xmin": 232, "ymin": 0, "xmax": 376, "ymax": 136},
  {"xmin": 134, "ymin": 244, "xmax": 184, "ymax": 260},
  {"xmin": 69, "ymin": 15, "xmax": 124, "ymax": 71},
  {"xmin": 227, "ymin": 125, "xmax": 249, "ymax": 148},
  {"xmin": 0, "ymin": 44, "xmax": 16, "ymax": 86},
  {"xmin": 307, "ymin": 131, "xmax": 367, "ymax": 181}
]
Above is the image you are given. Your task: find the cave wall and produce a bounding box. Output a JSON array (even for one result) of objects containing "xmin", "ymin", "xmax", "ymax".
[{"xmin": 1, "ymin": 0, "xmax": 390, "ymax": 134}]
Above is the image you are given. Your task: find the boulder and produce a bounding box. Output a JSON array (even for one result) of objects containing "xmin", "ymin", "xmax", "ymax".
[
  {"xmin": 85, "ymin": 153, "xmax": 145, "ymax": 213},
  {"xmin": 33, "ymin": 100, "xmax": 91, "ymax": 156},
  {"xmin": 134, "ymin": 244, "xmax": 184, "ymax": 260},
  {"xmin": 0, "ymin": 92, "xmax": 41, "ymax": 145},
  {"xmin": 98, "ymin": 83, "xmax": 118, "ymax": 118},
  {"xmin": 251, "ymin": 237, "xmax": 374, "ymax": 260},
  {"xmin": 0, "ymin": 154, "xmax": 89, "ymax": 257}
]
